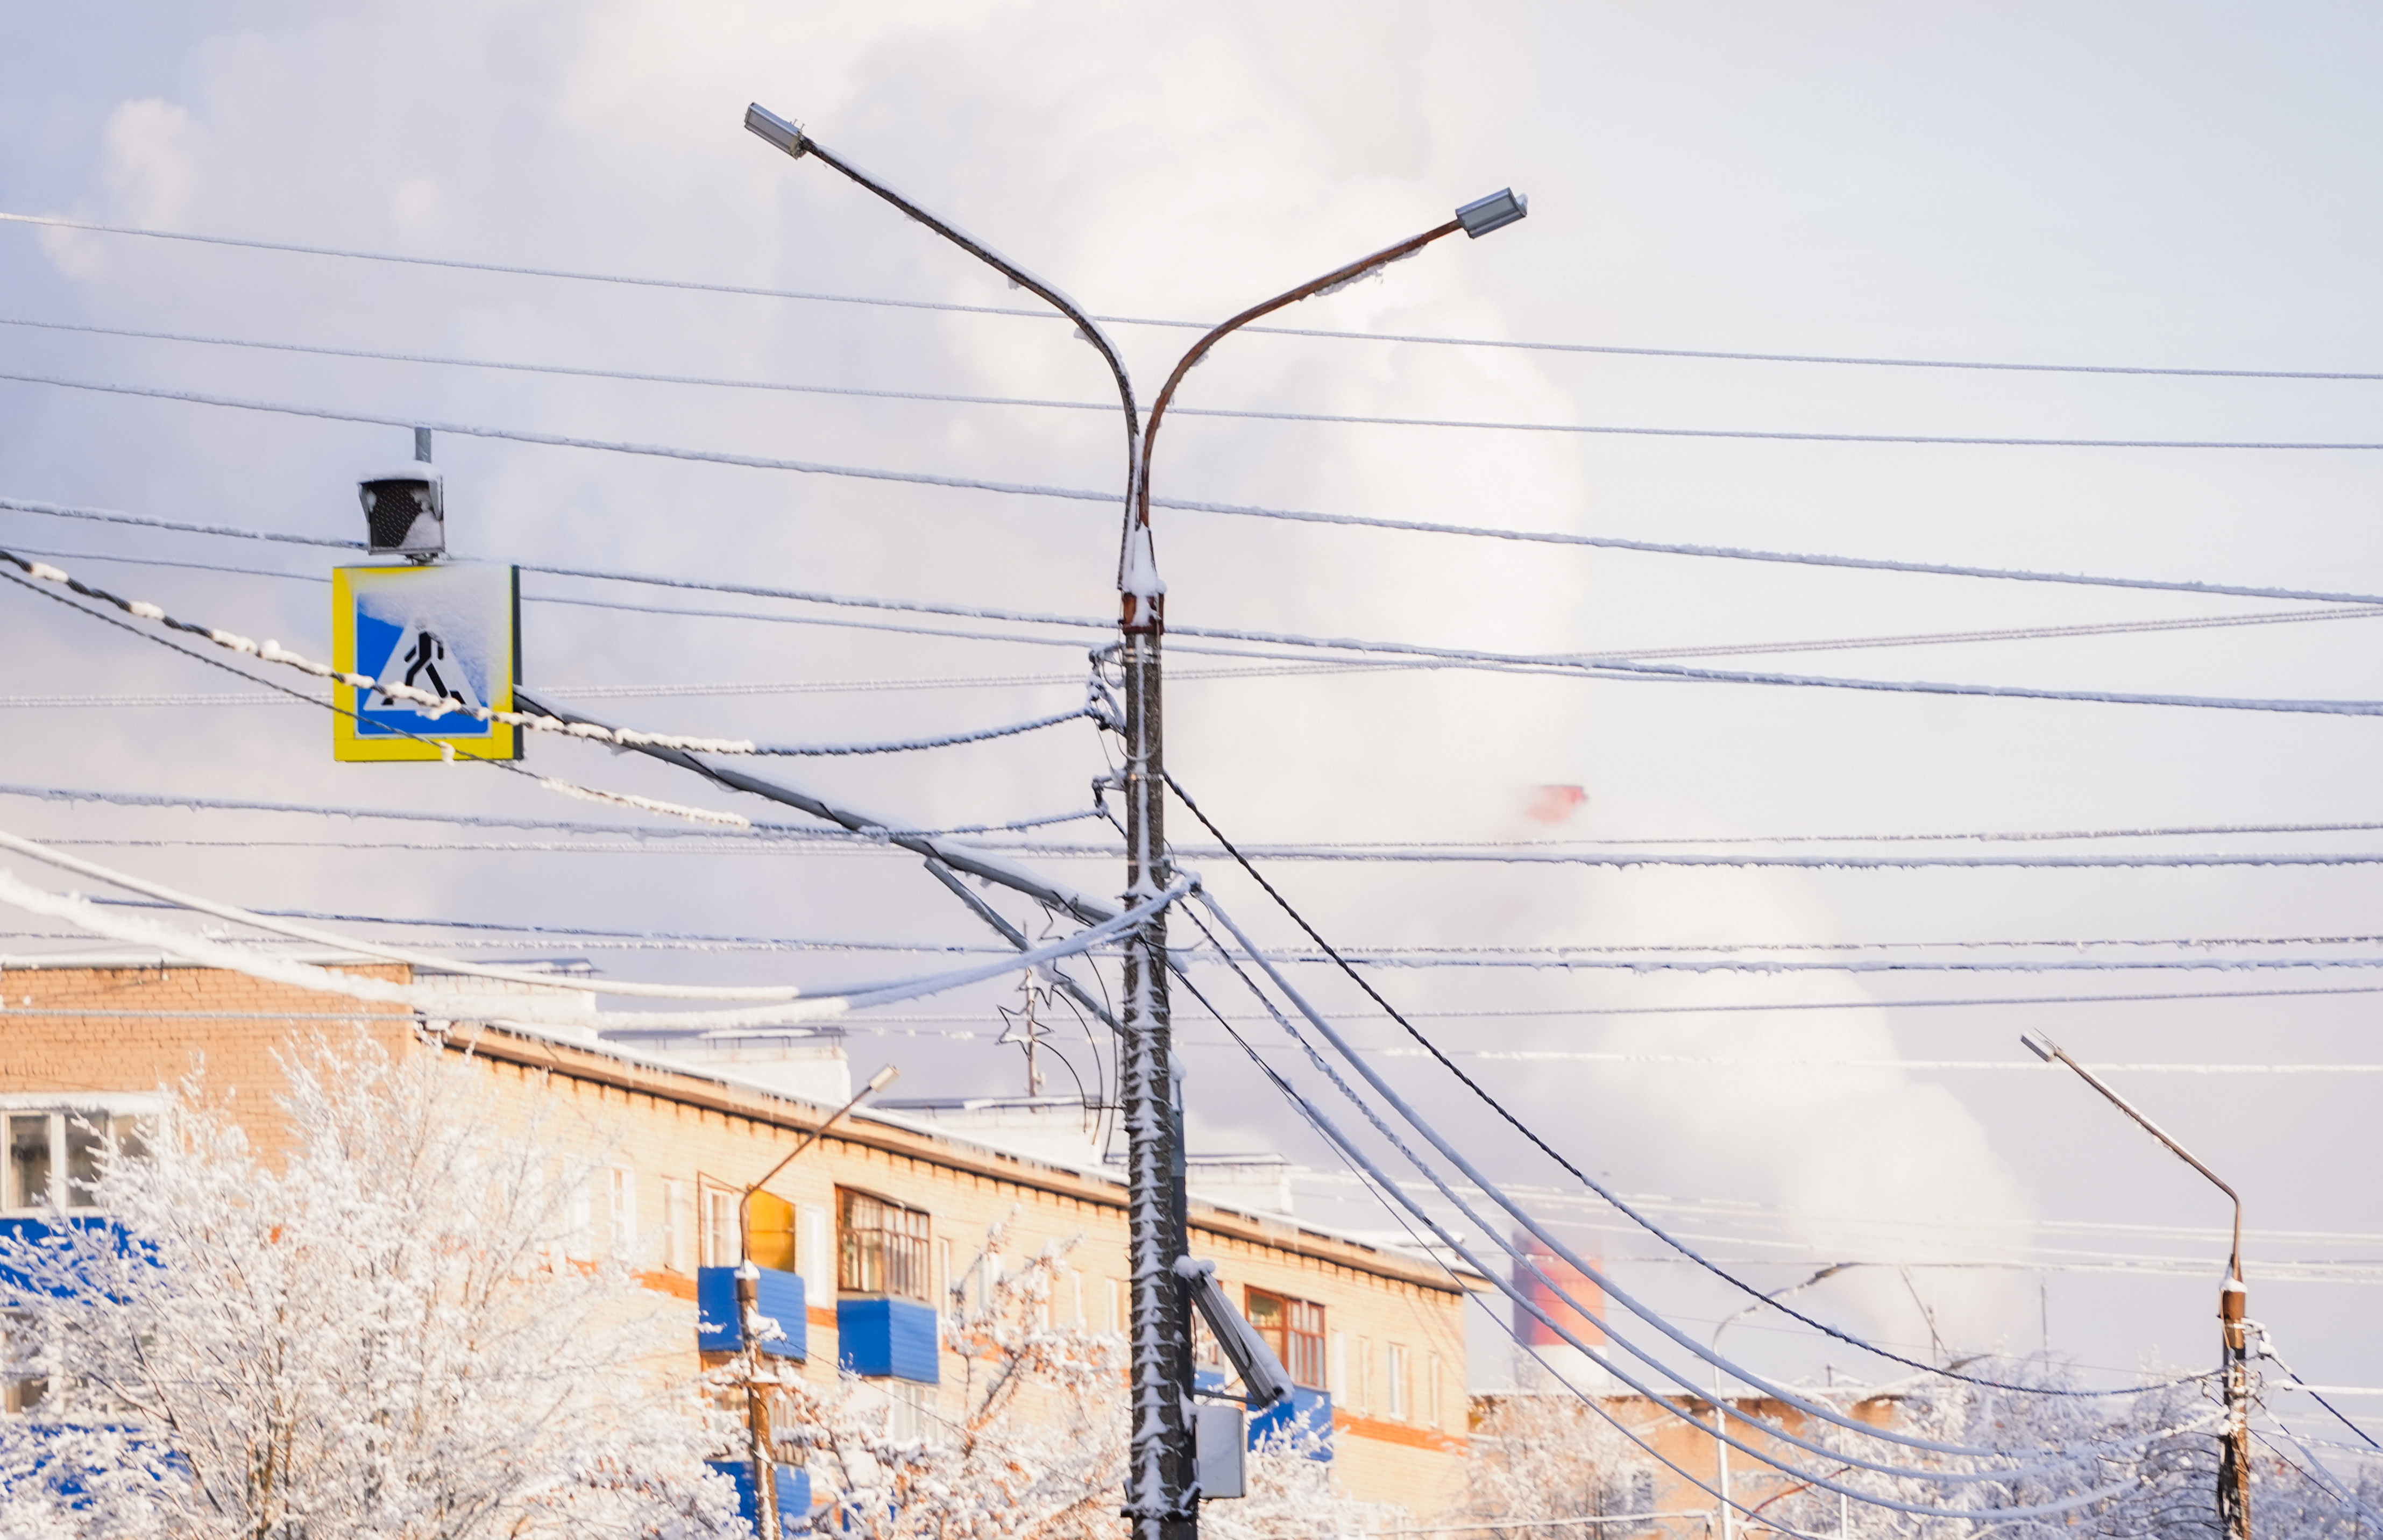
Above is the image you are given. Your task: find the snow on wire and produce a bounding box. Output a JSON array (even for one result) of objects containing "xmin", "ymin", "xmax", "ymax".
[
  {"xmin": 0, "ymin": 825, "xmax": 1192, "ymax": 1031},
  {"xmin": 0, "ymin": 548, "xmax": 1096, "ymax": 758}
]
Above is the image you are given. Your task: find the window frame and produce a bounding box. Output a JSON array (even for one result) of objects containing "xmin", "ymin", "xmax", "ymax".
[
  {"xmin": 836, "ymin": 1188, "xmax": 932, "ymax": 1301},
  {"xmin": 0, "ymin": 1097, "xmax": 160, "ymax": 1215},
  {"xmin": 1244, "ymin": 1286, "xmax": 1329, "ymax": 1390}
]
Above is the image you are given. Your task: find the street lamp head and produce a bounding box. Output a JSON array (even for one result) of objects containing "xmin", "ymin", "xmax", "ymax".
[
  {"xmin": 2019, "ymin": 1031, "xmax": 2059, "ymax": 1063},
  {"xmin": 864, "ymin": 1064, "xmax": 900, "ymax": 1095},
  {"xmin": 745, "ymin": 103, "xmax": 809, "ymax": 159},
  {"xmin": 1456, "ymin": 187, "xmax": 1529, "ymax": 238}
]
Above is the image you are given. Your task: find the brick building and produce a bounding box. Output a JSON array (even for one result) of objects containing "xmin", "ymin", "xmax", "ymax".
[{"xmin": 0, "ymin": 952, "xmax": 1474, "ymax": 1521}]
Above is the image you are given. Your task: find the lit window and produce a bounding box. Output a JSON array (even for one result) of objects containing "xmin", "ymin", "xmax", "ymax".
[
  {"xmin": 837, "ymin": 1189, "xmax": 931, "ymax": 1300},
  {"xmin": 1245, "ymin": 1287, "xmax": 1328, "ymax": 1389}
]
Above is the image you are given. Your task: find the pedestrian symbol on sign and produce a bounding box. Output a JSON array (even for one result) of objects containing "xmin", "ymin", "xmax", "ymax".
[
  {"xmin": 374, "ymin": 627, "xmax": 483, "ymax": 714},
  {"xmin": 331, "ymin": 563, "xmax": 520, "ymax": 763}
]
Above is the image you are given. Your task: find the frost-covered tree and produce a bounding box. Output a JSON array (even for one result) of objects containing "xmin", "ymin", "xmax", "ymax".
[
  {"xmin": 1436, "ymin": 1390, "xmax": 1657, "ymax": 1540},
  {"xmin": 0, "ymin": 1033, "xmax": 739, "ymax": 1540},
  {"xmin": 1201, "ymin": 1418, "xmax": 1398, "ymax": 1540},
  {"xmin": 765, "ymin": 1222, "xmax": 1126, "ymax": 1539},
  {"xmin": 1760, "ymin": 1360, "xmax": 2245, "ymax": 1540},
  {"xmin": 767, "ymin": 1222, "xmax": 1383, "ymax": 1540}
]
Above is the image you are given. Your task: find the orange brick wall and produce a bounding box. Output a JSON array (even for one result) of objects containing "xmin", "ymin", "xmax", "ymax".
[{"xmin": 0, "ymin": 965, "xmax": 1475, "ymax": 1518}]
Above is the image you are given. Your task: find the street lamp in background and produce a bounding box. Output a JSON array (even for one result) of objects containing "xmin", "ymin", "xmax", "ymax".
[
  {"xmin": 734, "ymin": 1062, "xmax": 898, "ymax": 1538},
  {"xmin": 743, "ymin": 102, "xmax": 1526, "ymax": 1538},
  {"xmin": 2020, "ymin": 1031, "xmax": 2250, "ymax": 1540},
  {"xmin": 1710, "ymin": 1265, "xmax": 1858, "ymax": 1540}
]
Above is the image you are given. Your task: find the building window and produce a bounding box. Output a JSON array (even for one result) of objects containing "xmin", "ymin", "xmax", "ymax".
[
  {"xmin": 701, "ymin": 1187, "xmax": 739, "ymax": 1269},
  {"xmin": 1245, "ymin": 1288, "xmax": 1328, "ymax": 1390},
  {"xmin": 1387, "ymin": 1343, "xmax": 1409, "ymax": 1422},
  {"xmin": 1, "ymin": 1315, "xmax": 46, "ymax": 1415},
  {"xmin": 837, "ymin": 1189, "xmax": 930, "ymax": 1300},
  {"xmin": 2, "ymin": 1111, "xmax": 145, "ymax": 1212},
  {"xmin": 606, "ymin": 1168, "xmax": 637, "ymax": 1263},
  {"xmin": 661, "ymin": 1180, "xmax": 693, "ymax": 1273}
]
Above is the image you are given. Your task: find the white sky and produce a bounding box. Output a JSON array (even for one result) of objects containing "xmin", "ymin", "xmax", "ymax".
[{"xmin": 2, "ymin": 2, "xmax": 2379, "ymax": 1416}]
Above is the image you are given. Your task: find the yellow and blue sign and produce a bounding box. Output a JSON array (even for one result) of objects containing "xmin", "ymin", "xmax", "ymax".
[{"xmin": 331, "ymin": 563, "xmax": 521, "ymax": 762}]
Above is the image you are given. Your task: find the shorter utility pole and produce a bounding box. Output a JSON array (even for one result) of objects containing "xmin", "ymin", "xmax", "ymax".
[
  {"xmin": 2022, "ymin": 1033, "xmax": 2250, "ymax": 1540},
  {"xmin": 734, "ymin": 1063, "xmax": 899, "ymax": 1537}
]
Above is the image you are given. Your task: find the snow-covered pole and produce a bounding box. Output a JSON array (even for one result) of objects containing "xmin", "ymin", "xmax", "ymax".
[
  {"xmin": 1129, "ymin": 196, "xmax": 1522, "ymax": 1534},
  {"xmin": 737, "ymin": 102, "xmax": 1198, "ymax": 1536},
  {"xmin": 2021, "ymin": 1031, "xmax": 2251, "ymax": 1540},
  {"xmin": 736, "ymin": 1259, "xmax": 779, "ymax": 1539}
]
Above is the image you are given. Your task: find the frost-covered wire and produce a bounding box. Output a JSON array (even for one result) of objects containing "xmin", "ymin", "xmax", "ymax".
[
  {"xmin": 27, "ymin": 313, "xmax": 2383, "ymax": 446},
  {"xmin": 1192, "ymin": 889, "xmax": 2196, "ymax": 1454},
  {"xmin": 2, "ymin": 548, "xmax": 1092, "ymax": 760},
  {"xmin": 16, "ymin": 527, "xmax": 2375, "ymax": 678},
  {"xmin": 23, "ymin": 486, "xmax": 2383, "ymax": 641},
  {"xmin": 0, "ymin": 780, "xmax": 1104, "ymax": 841},
  {"xmin": 0, "ymin": 848, "xmax": 1189, "ymax": 1031},
  {"xmin": 1168, "ymin": 770, "xmax": 2201, "ymax": 1398},
  {"xmin": 1174, "ymin": 909, "xmax": 2162, "ymax": 1511},
  {"xmin": 747, "ymin": 704, "xmax": 1093, "ymax": 756},
  {"xmin": 1168, "ymin": 971, "xmax": 1831, "ymax": 1540},
  {"xmin": 2258, "ymin": 1335, "xmax": 2383, "ymax": 1454},
  {"xmin": 0, "ymin": 547, "xmax": 760, "ymax": 753},
  {"xmin": 23, "ymin": 367, "xmax": 2383, "ymax": 481},
  {"xmin": 10, "ymin": 212, "xmax": 2383, "ymax": 380},
  {"xmin": 0, "ymin": 562, "xmax": 751, "ymax": 831}
]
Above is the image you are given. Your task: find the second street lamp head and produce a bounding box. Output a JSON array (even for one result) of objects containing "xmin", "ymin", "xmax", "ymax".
[
  {"xmin": 2019, "ymin": 1031, "xmax": 2059, "ymax": 1063},
  {"xmin": 745, "ymin": 103, "xmax": 808, "ymax": 159},
  {"xmin": 1456, "ymin": 187, "xmax": 1529, "ymax": 238}
]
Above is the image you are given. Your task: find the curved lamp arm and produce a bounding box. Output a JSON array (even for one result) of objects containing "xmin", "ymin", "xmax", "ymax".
[
  {"xmin": 744, "ymin": 104, "xmax": 1143, "ymax": 527},
  {"xmin": 1129, "ymin": 184, "xmax": 1524, "ymax": 624},
  {"xmin": 2023, "ymin": 1031, "xmax": 2243, "ymax": 1283}
]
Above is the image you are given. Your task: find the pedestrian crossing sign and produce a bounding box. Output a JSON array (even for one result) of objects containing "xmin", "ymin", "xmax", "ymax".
[{"xmin": 331, "ymin": 563, "xmax": 522, "ymax": 762}]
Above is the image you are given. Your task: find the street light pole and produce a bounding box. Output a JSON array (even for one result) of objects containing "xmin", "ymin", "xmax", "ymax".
[
  {"xmin": 732, "ymin": 1062, "xmax": 898, "ymax": 1539},
  {"xmin": 1707, "ymin": 1265, "xmax": 1855, "ymax": 1540},
  {"xmin": 1123, "ymin": 187, "xmax": 1524, "ymax": 1538},
  {"xmin": 2021, "ymin": 1032, "xmax": 2250, "ymax": 1540},
  {"xmin": 743, "ymin": 109, "xmax": 1523, "ymax": 1537}
]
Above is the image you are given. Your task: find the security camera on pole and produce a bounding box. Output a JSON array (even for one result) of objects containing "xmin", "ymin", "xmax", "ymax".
[{"xmin": 332, "ymin": 428, "xmax": 524, "ymax": 765}]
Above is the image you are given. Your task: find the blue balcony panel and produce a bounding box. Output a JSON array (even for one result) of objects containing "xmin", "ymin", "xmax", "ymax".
[
  {"xmin": 706, "ymin": 1459, "xmax": 810, "ymax": 1534},
  {"xmin": 835, "ymin": 1296, "xmax": 939, "ymax": 1383},
  {"xmin": 696, "ymin": 1266, "xmax": 806, "ymax": 1359},
  {"xmin": 1248, "ymin": 1387, "xmax": 1333, "ymax": 1460}
]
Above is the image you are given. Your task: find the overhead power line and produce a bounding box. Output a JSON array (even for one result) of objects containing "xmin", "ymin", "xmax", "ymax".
[
  {"xmin": 9, "ymin": 209, "xmax": 2381, "ymax": 381},
  {"xmin": 19, "ymin": 362, "xmax": 2383, "ymax": 456},
  {"xmin": 24, "ymin": 497, "xmax": 2383, "ymax": 723},
  {"xmin": 23, "ymin": 313, "xmax": 2383, "ymax": 447},
  {"xmin": 19, "ymin": 486, "xmax": 2383, "ymax": 620},
  {"xmin": 15, "ymin": 540, "xmax": 2381, "ymax": 689}
]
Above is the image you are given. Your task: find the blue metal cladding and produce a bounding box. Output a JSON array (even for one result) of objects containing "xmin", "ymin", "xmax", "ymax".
[
  {"xmin": 706, "ymin": 1459, "xmax": 811, "ymax": 1534},
  {"xmin": 835, "ymin": 1297, "xmax": 940, "ymax": 1383},
  {"xmin": 1190, "ymin": 1371, "xmax": 1331, "ymax": 1459},
  {"xmin": 696, "ymin": 1266, "xmax": 807, "ymax": 1359},
  {"xmin": 1247, "ymin": 1387, "xmax": 1334, "ymax": 1460},
  {"xmin": 0, "ymin": 1216, "xmax": 137, "ymax": 1296}
]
